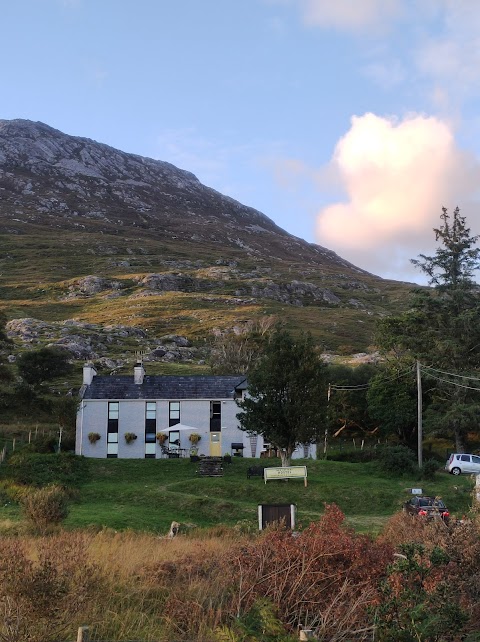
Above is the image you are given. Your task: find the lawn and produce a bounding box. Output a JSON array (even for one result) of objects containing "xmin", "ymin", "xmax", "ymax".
[
  {"xmin": 1, "ymin": 456, "xmax": 473, "ymax": 536},
  {"xmin": 57, "ymin": 457, "xmax": 474, "ymax": 535}
]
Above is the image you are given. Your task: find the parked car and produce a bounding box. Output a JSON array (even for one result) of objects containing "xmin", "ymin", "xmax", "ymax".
[
  {"xmin": 445, "ymin": 453, "xmax": 480, "ymax": 475},
  {"xmin": 404, "ymin": 496, "xmax": 450, "ymax": 523}
]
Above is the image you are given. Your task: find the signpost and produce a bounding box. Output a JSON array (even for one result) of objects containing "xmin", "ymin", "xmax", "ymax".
[{"xmin": 264, "ymin": 466, "xmax": 308, "ymax": 487}]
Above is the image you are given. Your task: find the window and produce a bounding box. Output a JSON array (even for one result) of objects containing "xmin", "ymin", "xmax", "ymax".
[
  {"xmin": 107, "ymin": 402, "xmax": 119, "ymax": 458},
  {"xmin": 169, "ymin": 401, "xmax": 180, "ymax": 427},
  {"xmin": 473, "ymin": 456, "xmax": 480, "ymax": 464},
  {"xmin": 145, "ymin": 402, "xmax": 156, "ymax": 457},
  {"xmin": 461, "ymin": 455, "xmax": 471, "ymax": 462},
  {"xmin": 146, "ymin": 402, "xmax": 156, "ymax": 420},
  {"xmin": 145, "ymin": 443, "xmax": 156, "ymax": 458},
  {"xmin": 210, "ymin": 401, "xmax": 221, "ymax": 432},
  {"xmin": 169, "ymin": 430, "xmax": 180, "ymax": 451}
]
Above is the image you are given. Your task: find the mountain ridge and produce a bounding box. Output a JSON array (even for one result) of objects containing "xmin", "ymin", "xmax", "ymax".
[
  {"xmin": 0, "ymin": 118, "xmax": 412, "ymax": 366},
  {"xmin": 0, "ymin": 119, "xmax": 369, "ymax": 273}
]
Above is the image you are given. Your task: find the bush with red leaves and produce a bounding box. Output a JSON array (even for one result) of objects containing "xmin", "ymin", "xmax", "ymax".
[{"xmin": 228, "ymin": 504, "xmax": 393, "ymax": 639}]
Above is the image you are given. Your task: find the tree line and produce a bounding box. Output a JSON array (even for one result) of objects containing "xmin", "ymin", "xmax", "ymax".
[{"xmin": 235, "ymin": 207, "xmax": 480, "ymax": 464}]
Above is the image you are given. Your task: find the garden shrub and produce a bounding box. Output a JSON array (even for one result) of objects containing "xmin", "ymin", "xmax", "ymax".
[
  {"xmin": 21, "ymin": 484, "xmax": 70, "ymax": 532},
  {"xmin": 1, "ymin": 451, "xmax": 89, "ymax": 487},
  {"xmin": 376, "ymin": 445, "xmax": 416, "ymax": 476},
  {"xmin": 30, "ymin": 434, "xmax": 58, "ymax": 453},
  {"xmin": 375, "ymin": 541, "xmax": 468, "ymax": 641},
  {"xmin": 327, "ymin": 449, "xmax": 377, "ymax": 463},
  {"xmin": 0, "ymin": 533, "xmax": 100, "ymax": 642},
  {"xmin": 148, "ymin": 504, "xmax": 393, "ymax": 640},
  {"xmin": 0, "ymin": 480, "xmax": 31, "ymax": 503},
  {"xmin": 227, "ymin": 504, "xmax": 393, "ymax": 638},
  {"xmin": 215, "ymin": 599, "xmax": 288, "ymax": 641},
  {"xmin": 418, "ymin": 458, "xmax": 438, "ymax": 481},
  {"xmin": 379, "ymin": 512, "xmax": 480, "ymax": 636}
]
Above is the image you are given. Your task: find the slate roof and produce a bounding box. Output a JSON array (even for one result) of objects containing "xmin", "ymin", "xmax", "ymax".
[{"xmin": 82, "ymin": 375, "xmax": 248, "ymax": 400}]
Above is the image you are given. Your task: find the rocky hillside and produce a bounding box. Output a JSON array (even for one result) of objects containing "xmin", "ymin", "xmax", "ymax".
[{"xmin": 0, "ymin": 119, "xmax": 412, "ymax": 370}]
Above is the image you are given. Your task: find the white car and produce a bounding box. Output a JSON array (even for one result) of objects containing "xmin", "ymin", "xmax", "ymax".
[{"xmin": 445, "ymin": 453, "xmax": 480, "ymax": 475}]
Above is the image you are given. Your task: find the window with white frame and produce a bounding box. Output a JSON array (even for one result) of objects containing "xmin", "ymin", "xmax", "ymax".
[
  {"xmin": 169, "ymin": 401, "xmax": 180, "ymax": 427},
  {"xmin": 145, "ymin": 402, "xmax": 156, "ymax": 458},
  {"xmin": 107, "ymin": 402, "xmax": 119, "ymax": 458}
]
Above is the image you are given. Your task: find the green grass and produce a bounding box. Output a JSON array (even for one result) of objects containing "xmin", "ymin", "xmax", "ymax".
[
  {"xmin": 0, "ymin": 222, "xmax": 414, "ymax": 354},
  {"xmin": 0, "ymin": 456, "xmax": 464, "ymax": 535}
]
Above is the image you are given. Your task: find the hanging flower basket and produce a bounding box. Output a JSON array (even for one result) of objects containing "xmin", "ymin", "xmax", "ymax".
[
  {"xmin": 88, "ymin": 432, "xmax": 101, "ymax": 445},
  {"xmin": 189, "ymin": 433, "xmax": 201, "ymax": 444},
  {"xmin": 124, "ymin": 432, "xmax": 137, "ymax": 444},
  {"xmin": 156, "ymin": 432, "xmax": 168, "ymax": 445}
]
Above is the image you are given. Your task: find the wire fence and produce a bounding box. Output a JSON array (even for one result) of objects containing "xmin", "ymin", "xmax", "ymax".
[{"xmin": 0, "ymin": 426, "xmax": 61, "ymax": 464}]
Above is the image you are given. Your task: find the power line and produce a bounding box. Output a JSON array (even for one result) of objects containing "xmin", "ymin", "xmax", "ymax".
[
  {"xmin": 331, "ymin": 383, "xmax": 370, "ymax": 390},
  {"xmin": 330, "ymin": 365, "xmax": 415, "ymax": 392},
  {"xmin": 420, "ymin": 364, "xmax": 480, "ymax": 382},
  {"xmin": 421, "ymin": 370, "xmax": 480, "ymax": 392}
]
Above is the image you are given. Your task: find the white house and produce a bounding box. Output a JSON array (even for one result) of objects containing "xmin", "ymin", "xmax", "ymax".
[{"xmin": 76, "ymin": 363, "xmax": 314, "ymax": 459}]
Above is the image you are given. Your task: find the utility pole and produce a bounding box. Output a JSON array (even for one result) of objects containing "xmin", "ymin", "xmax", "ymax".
[{"xmin": 417, "ymin": 360, "xmax": 423, "ymax": 468}]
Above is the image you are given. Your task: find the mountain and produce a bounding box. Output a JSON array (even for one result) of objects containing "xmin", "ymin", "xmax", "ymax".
[{"xmin": 0, "ymin": 119, "xmax": 412, "ymax": 369}]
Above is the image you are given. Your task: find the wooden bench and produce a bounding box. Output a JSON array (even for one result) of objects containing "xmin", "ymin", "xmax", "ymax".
[{"xmin": 247, "ymin": 466, "xmax": 265, "ymax": 479}]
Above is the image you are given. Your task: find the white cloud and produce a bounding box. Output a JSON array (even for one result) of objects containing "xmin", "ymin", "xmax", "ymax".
[
  {"xmin": 297, "ymin": 0, "xmax": 403, "ymax": 32},
  {"xmin": 315, "ymin": 113, "xmax": 480, "ymax": 279},
  {"xmin": 416, "ymin": 3, "xmax": 480, "ymax": 97},
  {"xmin": 278, "ymin": 0, "xmax": 480, "ymax": 108}
]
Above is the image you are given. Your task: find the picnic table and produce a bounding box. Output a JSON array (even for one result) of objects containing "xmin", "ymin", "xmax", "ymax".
[{"xmin": 161, "ymin": 446, "xmax": 189, "ymax": 458}]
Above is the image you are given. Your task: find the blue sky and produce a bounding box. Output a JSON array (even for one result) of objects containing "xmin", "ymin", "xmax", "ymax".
[{"xmin": 2, "ymin": 0, "xmax": 480, "ymax": 282}]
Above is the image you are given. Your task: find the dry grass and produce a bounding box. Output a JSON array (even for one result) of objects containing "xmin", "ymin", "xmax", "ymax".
[
  {"xmin": 86, "ymin": 528, "xmax": 244, "ymax": 579},
  {"xmin": 3, "ymin": 508, "xmax": 480, "ymax": 641},
  {"xmin": 378, "ymin": 511, "xmax": 452, "ymax": 550},
  {"xmin": 0, "ymin": 529, "xmax": 242, "ymax": 641}
]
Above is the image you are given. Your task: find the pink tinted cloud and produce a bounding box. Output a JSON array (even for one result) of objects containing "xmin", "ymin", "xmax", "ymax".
[
  {"xmin": 316, "ymin": 113, "xmax": 480, "ymax": 279},
  {"xmin": 298, "ymin": 0, "xmax": 403, "ymax": 32}
]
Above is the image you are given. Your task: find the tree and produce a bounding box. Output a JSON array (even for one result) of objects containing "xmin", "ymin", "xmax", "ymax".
[
  {"xmin": 411, "ymin": 206, "xmax": 480, "ymax": 289},
  {"xmin": 17, "ymin": 346, "xmax": 73, "ymax": 386},
  {"xmin": 327, "ymin": 363, "xmax": 378, "ymax": 438},
  {"xmin": 52, "ymin": 395, "xmax": 79, "ymax": 451},
  {"xmin": 367, "ymin": 362, "xmax": 418, "ymax": 445},
  {"xmin": 375, "ymin": 207, "xmax": 480, "ymax": 452},
  {"xmin": 236, "ymin": 330, "xmax": 328, "ymax": 466}
]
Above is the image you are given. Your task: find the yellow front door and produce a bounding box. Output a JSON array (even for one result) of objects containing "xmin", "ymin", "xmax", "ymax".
[{"xmin": 210, "ymin": 432, "xmax": 221, "ymax": 456}]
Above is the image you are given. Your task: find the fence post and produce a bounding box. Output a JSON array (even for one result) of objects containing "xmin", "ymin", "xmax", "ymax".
[{"xmin": 76, "ymin": 626, "xmax": 90, "ymax": 642}]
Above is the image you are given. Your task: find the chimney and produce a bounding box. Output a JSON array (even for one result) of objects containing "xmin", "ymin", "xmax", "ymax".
[
  {"xmin": 134, "ymin": 362, "xmax": 145, "ymax": 385},
  {"xmin": 83, "ymin": 363, "xmax": 97, "ymax": 386}
]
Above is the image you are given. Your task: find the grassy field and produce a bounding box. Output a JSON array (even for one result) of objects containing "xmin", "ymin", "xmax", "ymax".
[{"xmin": 1, "ymin": 456, "xmax": 471, "ymax": 536}]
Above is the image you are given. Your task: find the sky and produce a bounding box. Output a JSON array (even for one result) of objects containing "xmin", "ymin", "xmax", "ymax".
[{"xmin": 2, "ymin": 0, "xmax": 480, "ymax": 282}]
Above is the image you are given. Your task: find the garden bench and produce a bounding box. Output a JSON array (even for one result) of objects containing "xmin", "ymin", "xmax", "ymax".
[{"xmin": 247, "ymin": 466, "xmax": 265, "ymax": 479}]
